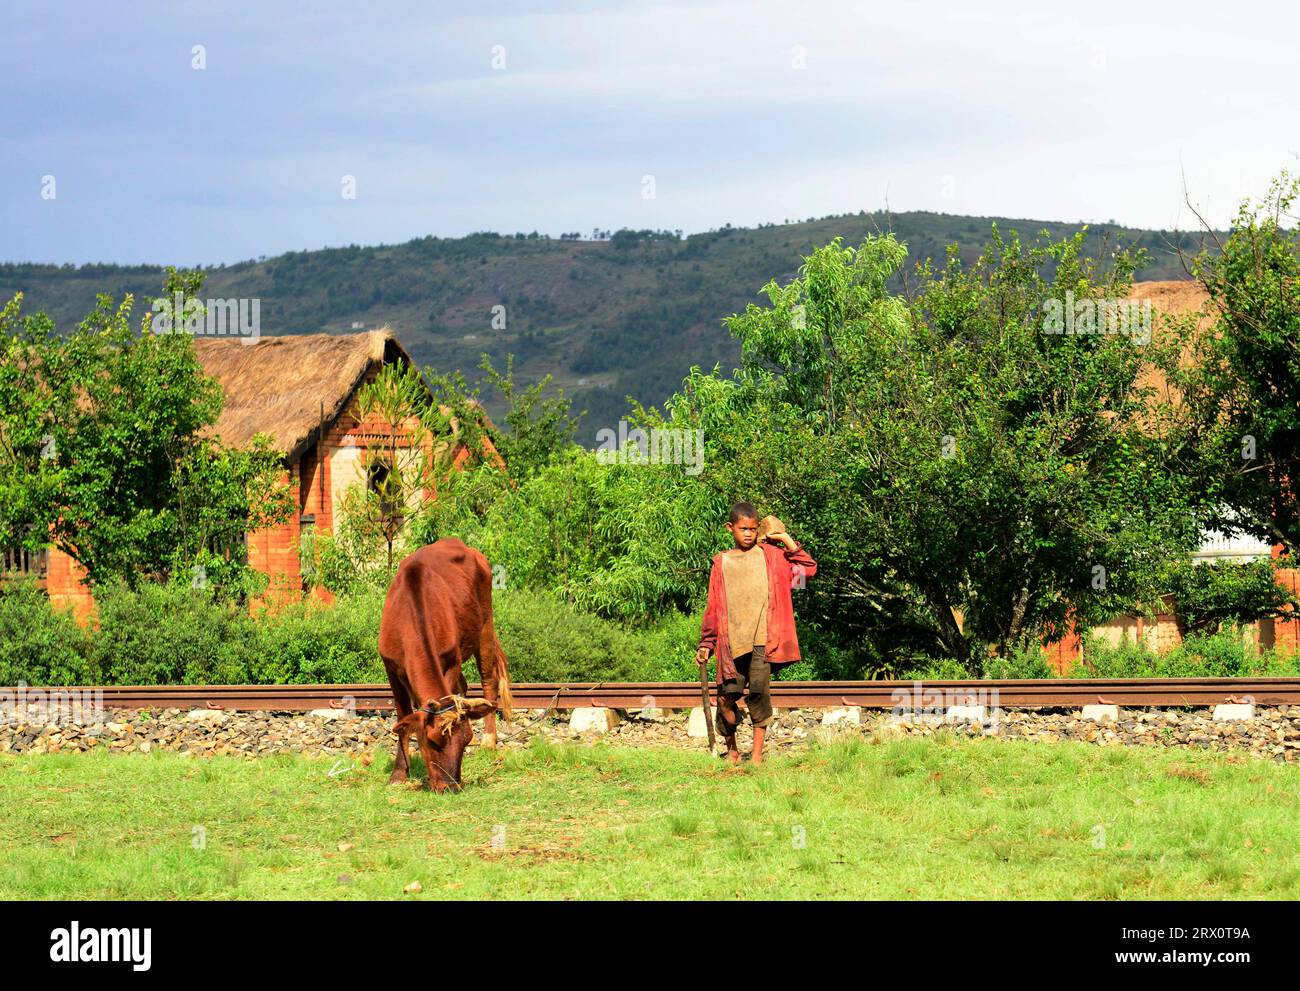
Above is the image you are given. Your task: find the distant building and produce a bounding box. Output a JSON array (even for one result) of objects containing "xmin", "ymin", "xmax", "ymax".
[{"xmin": 23, "ymin": 329, "xmax": 491, "ymax": 617}]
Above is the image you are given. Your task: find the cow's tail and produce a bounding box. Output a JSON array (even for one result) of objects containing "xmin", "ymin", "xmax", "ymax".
[{"xmin": 496, "ymin": 667, "xmax": 515, "ymax": 722}]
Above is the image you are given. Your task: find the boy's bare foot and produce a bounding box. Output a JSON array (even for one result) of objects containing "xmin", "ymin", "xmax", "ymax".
[
  {"xmin": 723, "ymin": 735, "xmax": 741, "ymax": 764},
  {"xmin": 752, "ymin": 725, "xmax": 766, "ymax": 765}
]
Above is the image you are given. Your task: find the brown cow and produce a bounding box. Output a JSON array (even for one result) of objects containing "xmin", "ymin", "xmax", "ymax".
[{"xmin": 378, "ymin": 538, "xmax": 514, "ymax": 791}]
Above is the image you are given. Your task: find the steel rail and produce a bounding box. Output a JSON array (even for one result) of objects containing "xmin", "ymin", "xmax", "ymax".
[{"xmin": 11, "ymin": 678, "xmax": 1300, "ymax": 711}]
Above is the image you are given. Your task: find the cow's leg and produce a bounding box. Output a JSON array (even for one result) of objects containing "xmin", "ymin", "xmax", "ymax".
[
  {"xmin": 385, "ymin": 666, "xmax": 413, "ymax": 784},
  {"xmin": 392, "ymin": 715, "xmax": 421, "ymax": 784}
]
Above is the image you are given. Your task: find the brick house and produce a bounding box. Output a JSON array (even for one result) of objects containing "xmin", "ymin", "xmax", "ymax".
[{"xmin": 27, "ymin": 328, "xmax": 487, "ymax": 617}]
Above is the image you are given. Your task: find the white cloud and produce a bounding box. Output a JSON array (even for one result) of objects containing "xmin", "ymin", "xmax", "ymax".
[{"xmin": 2, "ymin": 0, "xmax": 1297, "ymax": 262}]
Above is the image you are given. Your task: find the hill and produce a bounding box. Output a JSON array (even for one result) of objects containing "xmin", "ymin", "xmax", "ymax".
[{"xmin": 0, "ymin": 211, "xmax": 1209, "ymax": 440}]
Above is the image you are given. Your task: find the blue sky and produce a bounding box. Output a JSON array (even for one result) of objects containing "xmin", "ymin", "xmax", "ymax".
[{"xmin": 3, "ymin": 0, "xmax": 1297, "ymax": 265}]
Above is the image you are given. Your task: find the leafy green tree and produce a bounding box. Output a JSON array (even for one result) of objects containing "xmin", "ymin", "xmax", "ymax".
[
  {"xmin": 411, "ymin": 351, "xmax": 585, "ymax": 547},
  {"xmin": 676, "ymin": 230, "xmax": 1200, "ymax": 671},
  {"xmin": 0, "ymin": 270, "xmax": 293, "ymax": 592},
  {"xmin": 410, "ymin": 439, "xmax": 725, "ymax": 623},
  {"xmin": 1181, "ymin": 171, "xmax": 1300, "ymax": 557},
  {"xmin": 344, "ymin": 362, "xmax": 436, "ymax": 572},
  {"xmin": 1154, "ymin": 557, "xmax": 1297, "ymax": 640},
  {"xmin": 0, "ymin": 295, "xmax": 72, "ymax": 553},
  {"xmin": 478, "ymin": 354, "xmax": 582, "ymax": 480},
  {"xmin": 409, "ymin": 343, "xmax": 727, "ymax": 622}
]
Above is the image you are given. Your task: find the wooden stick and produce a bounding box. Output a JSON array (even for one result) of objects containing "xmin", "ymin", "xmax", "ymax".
[{"xmin": 699, "ymin": 664, "xmax": 716, "ymax": 751}]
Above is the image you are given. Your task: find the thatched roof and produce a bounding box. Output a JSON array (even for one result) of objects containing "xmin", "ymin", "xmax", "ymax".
[{"xmin": 193, "ymin": 329, "xmax": 415, "ymax": 463}]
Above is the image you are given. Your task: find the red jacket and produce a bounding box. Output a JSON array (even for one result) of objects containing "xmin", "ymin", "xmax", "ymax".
[{"xmin": 698, "ymin": 540, "xmax": 817, "ymax": 684}]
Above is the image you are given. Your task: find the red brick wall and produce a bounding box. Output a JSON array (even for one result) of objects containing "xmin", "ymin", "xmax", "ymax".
[
  {"xmin": 45, "ymin": 547, "xmax": 95, "ymax": 625},
  {"xmin": 247, "ymin": 465, "xmax": 302, "ymax": 613},
  {"xmin": 1271, "ymin": 545, "xmax": 1299, "ymax": 656},
  {"xmin": 1041, "ymin": 628, "xmax": 1080, "ymax": 675}
]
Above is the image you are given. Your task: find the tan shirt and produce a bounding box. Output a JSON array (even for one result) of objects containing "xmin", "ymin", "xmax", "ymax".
[{"xmin": 721, "ymin": 545, "xmax": 769, "ymax": 654}]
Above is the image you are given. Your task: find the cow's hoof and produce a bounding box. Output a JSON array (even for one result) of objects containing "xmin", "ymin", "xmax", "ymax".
[{"xmin": 387, "ymin": 770, "xmax": 408, "ymax": 784}]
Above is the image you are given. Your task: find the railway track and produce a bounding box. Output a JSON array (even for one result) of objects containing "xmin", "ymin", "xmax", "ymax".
[{"xmin": 18, "ymin": 678, "xmax": 1300, "ymax": 711}]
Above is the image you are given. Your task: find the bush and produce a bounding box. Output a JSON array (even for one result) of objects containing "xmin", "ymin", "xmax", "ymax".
[
  {"xmin": 91, "ymin": 581, "xmax": 257, "ymax": 685},
  {"xmin": 1078, "ymin": 629, "xmax": 1300, "ymax": 678},
  {"xmin": 0, "ymin": 582, "xmax": 93, "ymax": 685},
  {"xmin": 252, "ymin": 593, "xmax": 386, "ymax": 684},
  {"xmin": 898, "ymin": 656, "xmax": 972, "ymax": 681},
  {"xmin": 984, "ymin": 646, "xmax": 1056, "ymax": 680},
  {"xmin": 792, "ymin": 621, "xmax": 898, "ymax": 680},
  {"xmin": 1074, "ymin": 634, "xmax": 1155, "ymax": 678},
  {"xmin": 632, "ymin": 610, "xmax": 701, "ymax": 682},
  {"xmin": 1159, "ymin": 630, "xmax": 1299, "ymax": 678},
  {"xmin": 492, "ymin": 588, "xmax": 640, "ymax": 682}
]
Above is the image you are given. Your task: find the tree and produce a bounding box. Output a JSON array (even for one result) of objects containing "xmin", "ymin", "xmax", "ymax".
[
  {"xmin": 1156, "ymin": 558, "xmax": 1296, "ymax": 640},
  {"xmin": 344, "ymin": 362, "xmax": 436, "ymax": 572},
  {"xmin": 0, "ymin": 270, "xmax": 293, "ymax": 593},
  {"xmin": 674, "ymin": 230, "xmax": 1200, "ymax": 672},
  {"xmin": 477, "ymin": 353, "xmax": 581, "ymax": 480},
  {"xmin": 1181, "ymin": 171, "xmax": 1300, "ymax": 557}
]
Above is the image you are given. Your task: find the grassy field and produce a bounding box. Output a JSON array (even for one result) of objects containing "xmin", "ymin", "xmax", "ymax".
[{"xmin": 3, "ymin": 734, "xmax": 1299, "ymax": 900}]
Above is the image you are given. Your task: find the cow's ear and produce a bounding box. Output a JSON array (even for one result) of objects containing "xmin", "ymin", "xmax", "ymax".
[
  {"xmin": 394, "ymin": 713, "xmax": 424, "ymax": 734},
  {"xmin": 459, "ymin": 700, "xmax": 498, "ymax": 720}
]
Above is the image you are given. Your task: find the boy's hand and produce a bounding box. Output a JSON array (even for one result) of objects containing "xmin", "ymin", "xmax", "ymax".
[
  {"xmin": 695, "ymin": 646, "xmax": 710, "ymax": 666},
  {"xmin": 760, "ymin": 515, "xmax": 797, "ymax": 549},
  {"xmin": 761, "ymin": 520, "xmax": 798, "ymax": 550}
]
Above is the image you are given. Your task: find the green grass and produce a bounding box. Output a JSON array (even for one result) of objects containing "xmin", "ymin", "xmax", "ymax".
[{"xmin": 3, "ymin": 734, "xmax": 1299, "ymax": 900}]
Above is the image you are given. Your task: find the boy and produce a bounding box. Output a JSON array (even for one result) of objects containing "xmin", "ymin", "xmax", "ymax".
[{"xmin": 696, "ymin": 502, "xmax": 817, "ymax": 764}]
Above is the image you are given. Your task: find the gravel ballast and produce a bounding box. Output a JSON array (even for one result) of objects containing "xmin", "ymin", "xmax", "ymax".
[{"xmin": 2, "ymin": 704, "xmax": 1299, "ymax": 763}]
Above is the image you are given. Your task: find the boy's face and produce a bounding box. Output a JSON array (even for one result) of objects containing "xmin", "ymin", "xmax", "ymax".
[{"xmin": 726, "ymin": 515, "xmax": 760, "ymax": 550}]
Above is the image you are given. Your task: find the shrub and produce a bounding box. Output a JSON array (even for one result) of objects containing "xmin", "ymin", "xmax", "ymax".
[
  {"xmin": 1074, "ymin": 634, "xmax": 1157, "ymax": 678},
  {"xmin": 91, "ymin": 581, "xmax": 257, "ymax": 685},
  {"xmin": 1157, "ymin": 629, "xmax": 1296, "ymax": 678},
  {"xmin": 1078, "ymin": 629, "xmax": 1300, "ymax": 678},
  {"xmin": 898, "ymin": 656, "xmax": 972, "ymax": 681},
  {"xmin": 632, "ymin": 610, "xmax": 700, "ymax": 682},
  {"xmin": 491, "ymin": 588, "xmax": 639, "ymax": 682},
  {"xmin": 252, "ymin": 593, "xmax": 386, "ymax": 684},
  {"xmin": 984, "ymin": 646, "xmax": 1056, "ymax": 680},
  {"xmin": 0, "ymin": 581, "xmax": 93, "ymax": 686},
  {"xmin": 778, "ymin": 636, "xmax": 878, "ymax": 681}
]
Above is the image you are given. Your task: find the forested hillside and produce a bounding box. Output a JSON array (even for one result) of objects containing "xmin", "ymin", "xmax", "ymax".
[{"xmin": 1, "ymin": 210, "xmax": 1207, "ymax": 438}]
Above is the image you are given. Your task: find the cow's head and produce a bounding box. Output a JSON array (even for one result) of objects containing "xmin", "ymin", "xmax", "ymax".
[
  {"xmin": 394, "ymin": 695, "xmax": 503, "ymax": 790},
  {"xmin": 397, "ymin": 698, "xmax": 498, "ymax": 744}
]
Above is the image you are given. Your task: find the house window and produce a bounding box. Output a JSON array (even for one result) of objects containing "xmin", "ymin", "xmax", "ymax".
[
  {"xmin": 1, "ymin": 546, "xmax": 49, "ymax": 583},
  {"xmin": 207, "ymin": 527, "xmax": 249, "ymax": 565},
  {"xmin": 368, "ymin": 460, "xmax": 403, "ymax": 526},
  {"xmin": 299, "ymin": 515, "xmax": 316, "ymax": 586}
]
